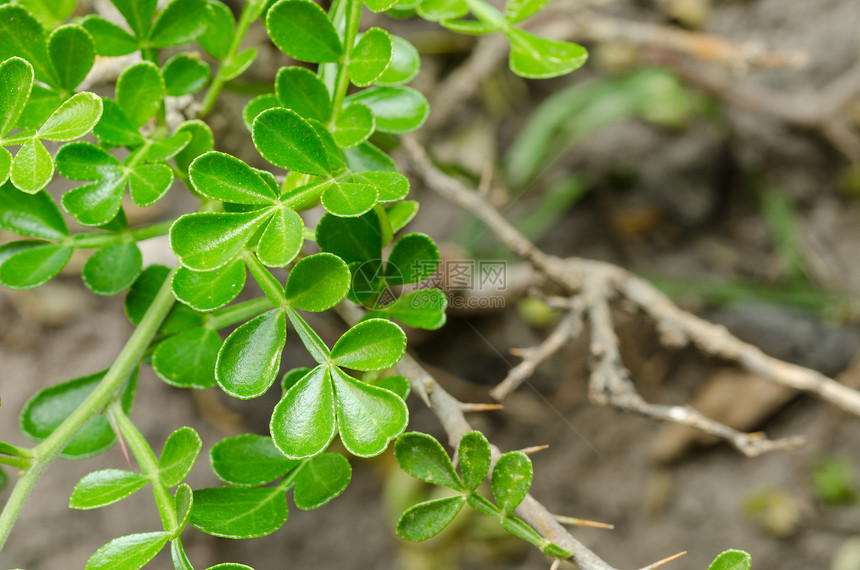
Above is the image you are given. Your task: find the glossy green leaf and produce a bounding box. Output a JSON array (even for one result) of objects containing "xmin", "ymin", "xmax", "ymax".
[
  {"xmin": 125, "ymin": 265, "xmax": 205, "ymax": 334},
  {"xmin": 0, "ymin": 241, "xmax": 71, "ymax": 289},
  {"xmin": 216, "ymin": 309, "xmax": 286, "ymax": 399},
  {"xmin": 0, "ymin": 182, "xmax": 68, "ymax": 239},
  {"xmin": 191, "ymin": 486, "xmax": 288, "ymax": 539},
  {"xmin": 383, "ymin": 289, "xmax": 447, "ymax": 329},
  {"xmin": 346, "ymin": 87, "xmax": 429, "ymax": 134},
  {"xmin": 709, "ymin": 550, "xmax": 752, "ymax": 570},
  {"xmin": 321, "ymin": 178, "xmax": 377, "ymax": 217},
  {"xmin": 377, "ymin": 35, "xmax": 420, "ymax": 86},
  {"xmin": 93, "ymin": 99, "xmax": 143, "ymax": 147},
  {"xmin": 0, "ymin": 146, "xmax": 9, "ymax": 184},
  {"xmin": 48, "ymin": 25, "xmax": 95, "ymax": 91},
  {"xmin": 374, "ymin": 374, "xmax": 410, "ymax": 399},
  {"xmin": 144, "ymin": 131, "xmax": 192, "ymax": 163},
  {"xmin": 174, "ymin": 483, "xmax": 193, "ymax": 531},
  {"xmin": 62, "ymin": 176, "xmax": 126, "ymax": 227},
  {"xmin": 507, "ymin": 30, "xmax": 588, "ymax": 79},
  {"xmin": 257, "ymin": 207, "xmax": 303, "ymax": 267},
  {"xmin": 333, "ymin": 103, "xmax": 374, "ymax": 149},
  {"xmin": 386, "ymin": 200, "xmax": 419, "ymax": 233},
  {"xmin": 358, "ymin": 170, "xmax": 409, "ymax": 203},
  {"xmin": 20, "ymin": 368, "xmax": 137, "ymax": 458},
  {"xmin": 10, "ymin": 138, "xmax": 52, "ymax": 193},
  {"xmin": 0, "ymin": 57, "xmax": 34, "ymax": 138},
  {"xmin": 242, "ymin": 93, "xmax": 279, "ymax": 131},
  {"xmin": 364, "ymin": 0, "xmax": 399, "ymax": 12},
  {"xmin": 157, "ymin": 426, "xmax": 201, "ymax": 487},
  {"xmin": 148, "ymin": 0, "xmax": 211, "ymax": 47},
  {"xmin": 397, "ymin": 495, "xmax": 466, "ymax": 541},
  {"xmin": 69, "ymin": 469, "xmax": 148, "ymax": 510},
  {"xmin": 265, "ymin": 0, "xmax": 343, "ymax": 63},
  {"xmin": 394, "ymin": 432, "xmax": 463, "ymax": 490},
  {"xmin": 81, "ymin": 15, "xmax": 139, "ymax": 56},
  {"xmin": 129, "ymin": 163, "xmax": 173, "ymax": 207},
  {"xmin": 15, "ymin": 0, "xmax": 76, "ymax": 27},
  {"xmin": 210, "ymin": 434, "xmax": 298, "ymax": 487},
  {"xmin": 349, "ymin": 28, "xmax": 392, "ymax": 87},
  {"xmin": 308, "ymin": 118, "xmax": 346, "ymax": 171},
  {"xmin": 190, "ymin": 151, "xmax": 277, "ymax": 204},
  {"xmin": 205, "ymin": 565, "xmax": 254, "ymax": 570},
  {"xmin": 271, "ymin": 365, "xmax": 337, "ymax": 459},
  {"xmin": 386, "ymin": 233, "xmax": 439, "ymax": 284},
  {"xmin": 293, "ymin": 452, "xmax": 351, "ymax": 510},
  {"xmin": 109, "ymin": 0, "xmax": 157, "ymax": 38},
  {"xmin": 170, "ymin": 210, "xmax": 268, "ymax": 270},
  {"xmin": 284, "ymin": 252, "xmax": 350, "ymax": 312},
  {"xmin": 116, "ymin": 61, "xmax": 164, "ymax": 128},
  {"xmin": 282, "ymin": 366, "xmax": 312, "ymax": 393},
  {"xmin": 172, "ymin": 259, "xmax": 246, "ymax": 311},
  {"xmin": 315, "ymin": 210, "xmax": 381, "ymax": 265},
  {"xmin": 174, "ymin": 119, "xmax": 213, "ymax": 174},
  {"xmin": 37, "ymin": 92, "xmax": 103, "ymax": 142},
  {"xmin": 86, "ymin": 531, "xmax": 170, "ymax": 570},
  {"xmin": 458, "ymin": 431, "xmax": 490, "ymax": 491},
  {"xmin": 163, "ymin": 53, "xmax": 210, "ymax": 96},
  {"xmin": 220, "ymin": 47, "xmax": 257, "ymax": 81},
  {"xmin": 252, "ymin": 108, "xmax": 330, "ymax": 176},
  {"xmin": 440, "ymin": 18, "xmax": 498, "ymax": 34},
  {"xmin": 199, "ymin": 0, "xmax": 234, "ymax": 60},
  {"xmin": 0, "ymin": 6, "xmax": 56, "ymax": 86},
  {"xmin": 275, "ymin": 66, "xmax": 331, "ymax": 123},
  {"xmin": 504, "ymin": 0, "xmax": 549, "ymax": 22},
  {"xmin": 16, "ymin": 84, "xmax": 61, "ymax": 130},
  {"xmin": 491, "ymin": 451, "xmax": 532, "ymax": 512},
  {"xmin": 331, "ymin": 319, "xmax": 406, "ymax": 371},
  {"xmin": 344, "ymin": 142, "xmax": 397, "ymax": 173},
  {"xmin": 286, "ymin": 310, "xmax": 331, "ymax": 364},
  {"xmin": 331, "ymin": 367, "xmax": 408, "ymax": 457},
  {"xmin": 55, "ymin": 141, "xmax": 120, "ymax": 180},
  {"xmin": 417, "ymin": 0, "xmax": 467, "ymax": 22},
  {"xmin": 153, "ymin": 326, "xmax": 221, "ymax": 389},
  {"xmin": 82, "ymin": 242, "xmax": 143, "ymax": 296}
]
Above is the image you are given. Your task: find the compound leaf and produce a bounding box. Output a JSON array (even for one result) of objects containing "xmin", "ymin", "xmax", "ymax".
[
  {"xmin": 191, "ymin": 487, "xmax": 288, "ymax": 539},
  {"xmin": 158, "ymin": 426, "xmax": 202, "ymax": 487},
  {"xmin": 394, "ymin": 432, "xmax": 463, "ymax": 490},
  {"xmin": 396, "ymin": 495, "xmax": 466, "ymax": 541},
  {"xmin": 210, "ymin": 434, "xmax": 298, "ymax": 487},
  {"xmin": 81, "ymin": 242, "xmax": 143, "ymax": 296},
  {"xmin": 265, "ymin": 0, "xmax": 343, "ymax": 63},
  {"xmin": 86, "ymin": 531, "xmax": 170, "ymax": 570},
  {"xmin": 216, "ymin": 309, "xmax": 286, "ymax": 399},
  {"xmin": 270, "ymin": 365, "xmax": 336, "ymax": 459},
  {"xmin": 330, "ymin": 319, "xmax": 406, "ymax": 371},
  {"xmin": 153, "ymin": 326, "xmax": 221, "ymax": 389},
  {"xmin": 491, "ymin": 451, "xmax": 532, "ymax": 512},
  {"xmin": 458, "ymin": 431, "xmax": 491, "ymax": 491},
  {"xmin": 69, "ymin": 469, "xmax": 148, "ymax": 510},
  {"xmin": 293, "ymin": 452, "xmax": 351, "ymax": 510}
]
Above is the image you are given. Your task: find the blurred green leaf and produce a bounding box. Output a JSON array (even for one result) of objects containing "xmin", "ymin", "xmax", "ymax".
[{"xmin": 265, "ymin": 0, "xmax": 343, "ymax": 63}]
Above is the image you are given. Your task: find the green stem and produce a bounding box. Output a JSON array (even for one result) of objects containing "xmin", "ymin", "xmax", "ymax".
[
  {"xmin": 70, "ymin": 220, "xmax": 173, "ymax": 248},
  {"xmin": 0, "ymin": 457, "xmax": 30, "ymax": 470},
  {"xmin": 0, "ymin": 265, "xmax": 178, "ymax": 550},
  {"xmin": 328, "ymin": 0, "xmax": 363, "ymax": 123},
  {"xmin": 199, "ymin": 0, "xmax": 267, "ymax": 117},
  {"xmin": 461, "ymin": 0, "xmax": 508, "ymax": 30},
  {"xmin": 243, "ymin": 251, "xmax": 287, "ymax": 308},
  {"xmin": 208, "ymin": 297, "xmax": 274, "ymax": 329},
  {"xmin": 110, "ymin": 402, "xmax": 178, "ymax": 533}
]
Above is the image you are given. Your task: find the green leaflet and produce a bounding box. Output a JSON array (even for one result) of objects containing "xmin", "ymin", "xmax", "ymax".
[
  {"xmin": 491, "ymin": 451, "xmax": 532, "ymax": 512},
  {"xmin": 271, "ymin": 366, "xmax": 337, "ymax": 459},
  {"xmin": 158, "ymin": 426, "xmax": 202, "ymax": 487},
  {"xmin": 152, "ymin": 326, "xmax": 221, "ymax": 389},
  {"xmin": 147, "ymin": 0, "xmax": 211, "ymax": 48},
  {"xmin": 292, "ymin": 452, "xmax": 351, "ymax": 510},
  {"xmin": 191, "ymin": 487, "xmax": 288, "ymax": 539},
  {"xmin": 396, "ymin": 495, "xmax": 466, "ymax": 541},
  {"xmin": 81, "ymin": 242, "xmax": 143, "ymax": 296},
  {"xmin": 252, "ymin": 108, "xmax": 332, "ymax": 176},
  {"xmin": 210, "ymin": 434, "xmax": 299, "ymax": 487},
  {"xmin": 709, "ymin": 550, "xmax": 752, "ymax": 570},
  {"xmin": 48, "ymin": 25, "xmax": 96, "ymax": 91},
  {"xmin": 394, "ymin": 432, "xmax": 464, "ymax": 491},
  {"xmin": 216, "ymin": 309, "xmax": 287, "ymax": 399},
  {"xmin": 345, "ymin": 86, "xmax": 430, "ymax": 134},
  {"xmin": 275, "ymin": 66, "xmax": 331, "ymax": 122},
  {"xmin": 0, "ymin": 57, "xmax": 34, "ymax": 138},
  {"xmin": 116, "ymin": 61, "xmax": 164, "ymax": 128},
  {"xmin": 86, "ymin": 532, "xmax": 170, "ymax": 570},
  {"xmin": 0, "ymin": 181, "xmax": 68, "ymax": 240},
  {"xmin": 349, "ymin": 28, "xmax": 393, "ymax": 87},
  {"xmin": 163, "ymin": 53, "xmax": 210, "ymax": 96},
  {"xmin": 0, "ymin": 240, "xmax": 72, "ymax": 289},
  {"xmin": 69, "ymin": 469, "xmax": 149, "ymax": 510},
  {"xmin": 285, "ymin": 253, "xmax": 350, "ymax": 312},
  {"xmin": 506, "ymin": 29, "xmax": 588, "ymax": 79},
  {"xmin": 172, "ymin": 259, "xmax": 247, "ymax": 312},
  {"xmin": 265, "ymin": 0, "xmax": 344, "ymax": 63}
]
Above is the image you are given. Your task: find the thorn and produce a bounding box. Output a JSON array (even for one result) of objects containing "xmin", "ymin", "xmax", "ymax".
[
  {"xmin": 460, "ymin": 402, "xmax": 504, "ymax": 412},
  {"xmin": 478, "ymin": 160, "xmax": 493, "ymax": 198},
  {"xmin": 637, "ymin": 551, "xmax": 687, "ymax": 570},
  {"xmin": 509, "ymin": 347, "xmax": 525, "ymax": 357},
  {"xmin": 553, "ymin": 514, "xmax": 614, "ymax": 529},
  {"xmin": 107, "ymin": 409, "xmax": 132, "ymax": 467},
  {"xmin": 549, "ymin": 560, "xmax": 561, "ymax": 570},
  {"xmin": 519, "ymin": 444, "xmax": 549, "ymax": 456}
]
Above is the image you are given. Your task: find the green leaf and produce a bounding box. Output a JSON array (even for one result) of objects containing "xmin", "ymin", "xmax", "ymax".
[
  {"xmin": 283, "ymin": 252, "xmax": 350, "ymax": 312},
  {"xmin": 0, "ymin": 145, "xmax": 9, "ymax": 184},
  {"xmin": 364, "ymin": 0, "xmax": 399, "ymax": 12},
  {"xmin": 110, "ymin": 0, "xmax": 157, "ymax": 38},
  {"xmin": 56, "ymin": 141, "xmax": 120, "ymax": 180},
  {"xmin": 174, "ymin": 119, "xmax": 213, "ymax": 174},
  {"xmin": 205, "ymin": 565, "xmax": 254, "ymax": 570},
  {"xmin": 331, "ymin": 367, "xmax": 408, "ymax": 457},
  {"xmin": 499, "ymin": 514, "xmax": 548, "ymax": 550},
  {"xmin": 377, "ymin": 35, "xmax": 420, "ymax": 86},
  {"xmin": 211, "ymin": 434, "xmax": 298, "ymax": 486},
  {"xmin": 16, "ymin": 0, "xmax": 76, "ymax": 27},
  {"xmin": 315, "ymin": 210, "xmax": 382, "ymax": 265},
  {"xmin": 383, "ymin": 289, "xmax": 447, "ymax": 329},
  {"xmin": 386, "ymin": 233, "xmax": 440, "ymax": 284},
  {"xmin": 286, "ymin": 310, "xmax": 331, "ymax": 364},
  {"xmin": 82, "ymin": 242, "xmax": 143, "ymax": 296},
  {"xmin": 172, "ymin": 259, "xmax": 246, "ymax": 311},
  {"xmin": 265, "ymin": 0, "xmax": 343, "ymax": 63},
  {"xmin": 321, "ymin": 178, "xmax": 377, "ymax": 217},
  {"xmin": 0, "ymin": 181, "xmax": 68, "ymax": 239},
  {"xmin": 333, "ymin": 103, "xmax": 374, "ymax": 149},
  {"xmin": 148, "ymin": 0, "xmax": 211, "ymax": 48},
  {"xmin": 344, "ymin": 142, "xmax": 397, "ymax": 173},
  {"xmin": 257, "ymin": 207, "xmax": 303, "ymax": 267},
  {"xmin": 144, "ymin": 131, "xmax": 192, "ymax": 163},
  {"xmin": 199, "ymin": 0, "xmax": 234, "ymax": 60},
  {"xmin": 220, "ymin": 47, "xmax": 257, "ymax": 81},
  {"xmin": 170, "ymin": 210, "xmax": 268, "ymax": 270},
  {"xmin": 417, "ymin": 0, "xmax": 468, "ymax": 22},
  {"xmin": 81, "ymin": 15, "xmax": 139, "ymax": 56},
  {"xmin": 394, "ymin": 432, "xmax": 463, "ymax": 490},
  {"xmin": 174, "ymin": 484, "xmax": 193, "ymax": 531},
  {"xmin": 216, "ymin": 309, "xmax": 286, "ymax": 399},
  {"xmin": 709, "ymin": 550, "xmax": 752, "ymax": 570},
  {"xmin": 129, "ymin": 163, "xmax": 173, "ymax": 207},
  {"xmin": 62, "ymin": 176, "xmax": 127, "ymax": 227},
  {"xmin": 11, "ymin": 138, "xmax": 52, "ymax": 193},
  {"xmin": 153, "ymin": 326, "xmax": 221, "ymax": 389},
  {"xmin": 69, "ymin": 469, "xmax": 149, "ymax": 510},
  {"xmin": 346, "ymin": 87, "xmax": 429, "ymax": 134},
  {"xmin": 349, "ymin": 28, "xmax": 393, "ymax": 87},
  {"xmin": 467, "ymin": 492, "xmax": 500, "ymax": 516},
  {"xmin": 0, "ymin": 241, "xmax": 71, "ymax": 289},
  {"xmin": 458, "ymin": 431, "xmax": 490, "ymax": 491},
  {"xmin": 191, "ymin": 486, "xmax": 288, "ymax": 539},
  {"xmin": 242, "ymin": 93, "xmax": 279, "ymax": 132},
  {"xmin": 0, "ymin": 6, "xmax": 56, "ymax": 86},
  {"xmin": 275, "ymin": 66, "xmax": 331, "ymax": 123},
  {"xmin": 116, "ymin": 61, "xmax": 165, "ymax": 128},
  {"xmin": 356, "ymin": 171, "xmax": 409, "ymax": 203},
  {"xmin": 386, "ymin": 200, "xmax": 419, "ymax": 233},
  {"xmin": 396, "ymin": 495, "xmax": 466, "ymax": 541},
  {"xmin": 16, "ymin": 84, "xmax": 62, "ymax": 130},
  {"xmin": 0, "ymin": 57, "xmax": 34, "ymax": 138},
  {"xmin": 270, "ymin": 365, "xmax": 337, "ymax": 459},
  {"xmin": 252, "ymin": 108, "xmax": 331, "ymax": 176},
  {"xmin": 190, "ymin": 151, "xmax": 277, "ymax": 204},
  {"xmin": 37, "ymin": 91, "xmax": 103, "ymax": 142},
  {"xmin": 20, "ymin": 368, "xmax": 137, "ymax": 459},
  {"xmin": 93, "ymin": 99, "xmax": 144, "ymax": 147},
  {"xmin": 504, "ymin": 0, "xmax": 549, "ymax": 22},
  {"xmin": 125, "ymin": 265, "xmax": 205, "ymax": 334},
  {"xmin": 282, "ymin": 366, "xmax": 312, "ymax": 393},
  {"xmin": 48, "ymin": 25, "xmax": 95, "ymax": 91},
  {"xmin": 374, "ymin": 374, "xmax": 410, "ymax": 399},
  {"xmin": 331, "ymin": 319, "xmax": 406, "ymax": 371},
  {"xmin": 158, "ymin": 426, "xmax": 201, "ymax": 487},
  {"xmin": 86, "ymin": 531, "xmax": 170, "ymax": 570},
  {"xmin": 293, "ymin": 452, "xmax": 351, "ymax": 510},
  {"xmin": 507, "ymin": 29, "xmax": 588, "ymax": 79},
  {"xmin": 491, "ymin": 451, "xmax": 532, "ymax": 512},
  {"xmin": 440, "ymin": 18, "xmax": 498, "ymax": 35},
  {"xmin": 163, "ymin": 53, "xmax": 210, "ymax": 96},
  {"xmin": 308, "ymin": 118, "xmax": 346, "ymax": 171}
]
